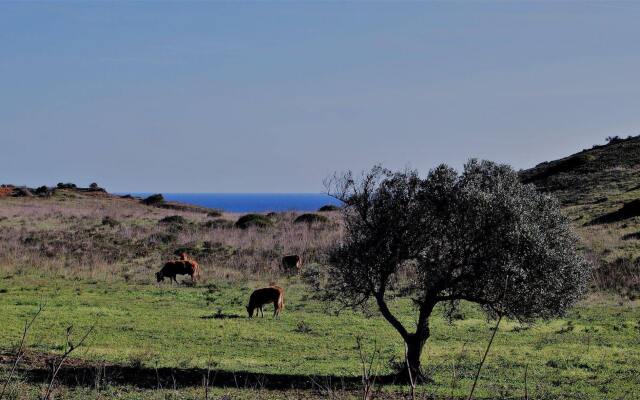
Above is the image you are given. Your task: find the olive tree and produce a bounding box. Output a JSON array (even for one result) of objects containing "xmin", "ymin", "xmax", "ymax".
[{"xmin": 325, "ymin": 161, "xmax": 589, "ymax": 379}]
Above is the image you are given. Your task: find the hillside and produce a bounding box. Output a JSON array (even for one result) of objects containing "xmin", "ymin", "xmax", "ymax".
[
  {"xmin": 521, "ymin": 135, "xmax": 640, "ymax": 296},
  {"xmin": 521, "ymin": 135, "xmax": 640, "ymax": 205}
]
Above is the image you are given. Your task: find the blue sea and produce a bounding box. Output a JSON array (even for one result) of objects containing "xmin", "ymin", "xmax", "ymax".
[{"xmin": 122, "ymin": 193, "xmax": 343, "ymax": 213}]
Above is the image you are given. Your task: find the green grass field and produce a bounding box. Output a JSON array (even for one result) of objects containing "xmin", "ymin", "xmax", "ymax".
[{"xmin": 1, "ymin": 274, "xmax": 638, "ymax": 399}]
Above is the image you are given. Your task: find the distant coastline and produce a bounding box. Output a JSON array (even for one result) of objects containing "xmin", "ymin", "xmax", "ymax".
[{"xmin": 116, "ymin": 193, "xmax": 343, "ymax": 213}]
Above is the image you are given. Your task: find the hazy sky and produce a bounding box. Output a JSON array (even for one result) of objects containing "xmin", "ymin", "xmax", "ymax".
[{"xmin": 2, "ymin": 2, "xmax": 639, "ymax": 192}]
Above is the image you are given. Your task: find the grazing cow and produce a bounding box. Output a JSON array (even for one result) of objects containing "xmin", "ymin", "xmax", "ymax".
[
  {"xmin": 156, "ymin": 260, "xmax": 200, "ymax": 284},
  {"xmin": 281, "ymin": 255, "xmax": 302, "ymax": 274},
  {"xmin": 247, "ymin": 286, "xmax": 285, "ymax": 318}
]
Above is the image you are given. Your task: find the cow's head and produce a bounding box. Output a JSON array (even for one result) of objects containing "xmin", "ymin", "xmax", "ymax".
[
  {"xmin": 155, "ymin": 271, "xmax": 164, "ymax": 282},
  {"xmin": 246, "ymin": 306, "xmax": 253, "ymax": 318}
]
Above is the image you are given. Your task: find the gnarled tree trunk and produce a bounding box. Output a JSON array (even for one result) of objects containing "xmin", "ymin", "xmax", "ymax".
[
  {"xmin": 404, "ymin": 331, "xmax": 428, "ymax": 379},
  {"xmin": 375, "ymin": 291, "xmax": 435, "ymax": 382}
]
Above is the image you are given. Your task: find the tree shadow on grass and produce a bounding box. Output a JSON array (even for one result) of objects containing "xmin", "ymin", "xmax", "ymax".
[
  {"xmin": 200, "ymin": 313, "xmax": 243, "ymax": 320},
  {"xmin": 588, "ymin": 199, "xmax": 640, "ymax": 225},
  {"xmin": 0, "ymin": 352, "xmax": 409, "ymax": 390}
]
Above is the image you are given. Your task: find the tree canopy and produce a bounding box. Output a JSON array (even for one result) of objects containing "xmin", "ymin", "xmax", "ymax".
[{"xmin": 325, "ymin": 160, "xmax": 590, "ymax": 377}]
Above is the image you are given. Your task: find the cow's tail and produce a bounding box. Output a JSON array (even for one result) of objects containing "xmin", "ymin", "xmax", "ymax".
[
  {"xmin": 278, "ymin": 289, "xmax": 285, "ymax": 311},
  {"xmin": 193, "ymin": 262, "xmax": 201, "ymax": 282}
]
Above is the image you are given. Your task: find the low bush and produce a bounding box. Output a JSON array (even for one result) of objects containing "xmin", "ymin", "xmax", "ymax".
[
  {"xmin": 34, "ymin": 186, "xmax": 50, "ymax": 195},
  {"xmin": 294, "ymin": 320, "xmax": 313, "ymax": 334},
  {"xmin": 202, "ymin": 219, "xmax": 234, "ymax": 229},
  {"xmin": 235, "ymin": 214, "xmax": 273, "ymax": 229},
  {"xmin": 318, "ymin": 204, "xmax": 340, "ymax": 212},
  {"xmin": 142, "ymin": 194, "xmax": 164, "ymax": 205},
  {"xmin": 294, "ymin": 213, "xmax": 328, "ymax": 224},
  {"xmin": 207, "ymin": 210, "xmax": 223, "ymax": 218},
  {"xmin": 12, "ymin": 187, "xmax": 33, "ymax": 197},
  {"xmin": 101, "ymin": 216, "xmax": 120, "ymax": 227},
  {"xmin": 159, "ymin": 215, "xmax": 187, "ymax": 224},
  {"xmin": 300, "ymin": 263, "xmax": 326, "ymax": 291}
]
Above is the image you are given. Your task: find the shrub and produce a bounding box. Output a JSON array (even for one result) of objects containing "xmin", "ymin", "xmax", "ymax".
[
  {"xmin": 294, "ymin": 213, "xmax": 328, "ymax": 224},
  {"xmin": 207, "ymin": 210, "xmax": 223, "ymax": 218},
  {"xmin": 294, "ymin": 320, "xmax": 313, "ymax": 334},
  {"xmin": 606, "ymin": 135, "xmax": 624, "ymax": 144},
  {"xmin": 34, "ymin": 186, "xmax": 49, "ymax": 195},
  {"xmin": 235, "ymin": 214, "xmax": 273, "ymax": 229},
  {"xmin": 148, "ymin": 232, "xmax": 177, "ymax": 244},
  {"xmin": 12, "ymin": 187, "xmax": 33, "ymax": 197},
  {"xmin": 101, "ymin": 216, "xmax": 120, "ymax": 227},
  {"xmin": 202, "ymin": 219, "xmax": 234, "ymax": 229},
  {"xmin": 159, "ymin": 215, "xmax": 187, "ymax": 224},
  {"xmin": 89, "ymin": 182, "xmax": 99, "ymax": 189},
  {"xmin": 318, "ymin": 204, "xmax": 340, "ymax": 212},
  {"xmin": 142, "ymin": 194, "xmax": 164, "ymax": 205},
  {"xmin": 300, "ymin": 263, "xmax": 325, "ymax": 291},
  {"xmin": 56, "ymin": 182, "xmax": 77, "ymax": 189}
]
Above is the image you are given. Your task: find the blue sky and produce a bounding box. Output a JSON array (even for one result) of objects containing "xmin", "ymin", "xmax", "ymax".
[{"xmin": 1, "ymin": 2, "xmax": 639, "ymax": 192}]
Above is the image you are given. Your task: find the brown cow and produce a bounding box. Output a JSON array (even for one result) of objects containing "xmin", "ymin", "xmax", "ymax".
[
  {"xmin": 281, "ymin": 255, "xmax": 302, "ymax": 274},
  {"xmin": 247, "ymin": 286, "xmax": 285, "ymax": 318},
  {"xmin": 156, "ymin": 260, "xmax": 200, "ymax": 284}
]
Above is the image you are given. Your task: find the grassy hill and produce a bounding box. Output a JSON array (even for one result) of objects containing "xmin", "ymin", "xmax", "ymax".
[{"xmin": 521, "ymin": 135, "xmax": 640, "ymax": 297}]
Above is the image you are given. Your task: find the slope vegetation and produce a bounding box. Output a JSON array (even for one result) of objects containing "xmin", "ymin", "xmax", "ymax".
[{"xmin": 521, "ymin": 135, "xmax": 640, "ymax": 296}]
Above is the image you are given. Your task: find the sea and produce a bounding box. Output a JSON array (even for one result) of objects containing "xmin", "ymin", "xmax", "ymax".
[{"xmin": 120, "ymin": 193, "xmax": 343, "ymax": 213}]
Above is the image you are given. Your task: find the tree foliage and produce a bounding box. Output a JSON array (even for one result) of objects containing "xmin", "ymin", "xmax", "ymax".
[{"xmin": 325, "ymin": 161, "xmax": 590, "ymax": 376}]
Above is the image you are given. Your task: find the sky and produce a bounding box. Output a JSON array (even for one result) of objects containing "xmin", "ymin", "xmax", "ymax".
[{"xmin": 1, "ymin": 2, "xmax": 640, "ymax": 193}]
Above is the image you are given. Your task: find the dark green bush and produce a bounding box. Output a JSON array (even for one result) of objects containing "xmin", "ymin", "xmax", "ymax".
[
  {"xmin": 300, "ymin": 263, "xmax": 326, "ymax": 291},
  {"xmin": 142, "ymin": 194, "xmax": 164, "ymax": 205},
  {"xmin": 34, "ymin": 186, "xmax": 50, "ymax": 195},
  {"xmin": 159, "ymin": 215, "xmax": 187, "ymax": 224},
  {"xmin": 101, "ymin": 216, "xmax": 120, "ymax": 227},
  {"xmin": 148, "ymin": 232, "xmax": 177, "ymax": 244},
  {"xmin": 294, "ymin": 213, "xmax": 328, "ymax": 224},
  {"xmin": 202, "ymin": 219, "xmax": 234, "ymax": 229},
  {"xmin": 318, "ymin": 204, "xmax": 340, "ymax": 212},
  {"xmin": 207, "ymin": 210, "xmax": 223, "ymax": 218},
  {"xmin": 235, "ymin": 214, "xmax": 273, "ymax": 229}
]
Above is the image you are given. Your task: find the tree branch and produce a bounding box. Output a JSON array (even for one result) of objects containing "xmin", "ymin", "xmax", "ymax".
[{"xmin": 374, "ymin": 292, "xmax": 409, "ymax": 340}]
